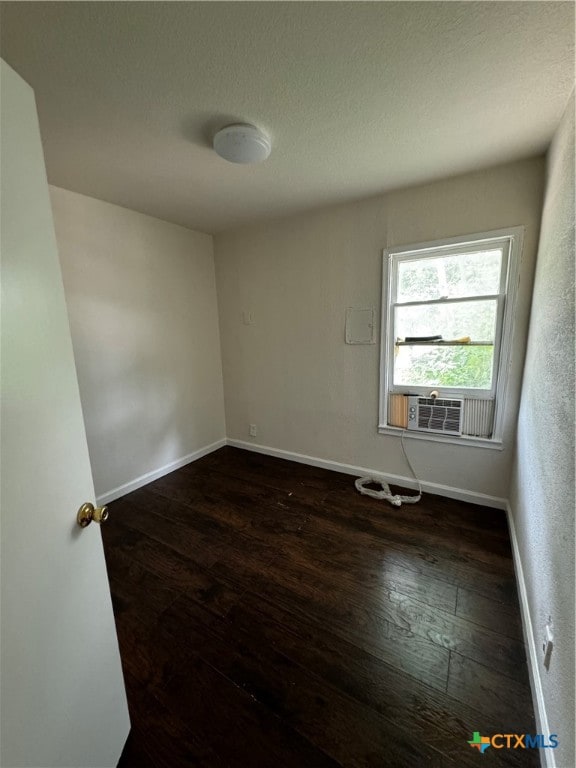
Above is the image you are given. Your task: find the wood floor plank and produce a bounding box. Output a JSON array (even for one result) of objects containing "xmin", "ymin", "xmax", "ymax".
[
  {"xmin": 447, "ymin": 651, "xmax": 536, "ymax": 728},
  {"xmin": 113, "ymin": 489, "xmax": 303, "ymax": 588},
  {"xmin": 216, "ymin": 447, "xmax": 511, "ymax": 542},
  {"xmin": 107, "ymin": 489, "xmax": 226, "ymax": 567},
  {"xmin": 417, "ymin": 492, "xmax": 511, "ymax": 539},
  {"xmin": 215, "ymin": 502, "xmax": 460, "ymax": 615},
  {"xmin": 301, "ymin": 510, "xmax": 519, "ymax": 606},
  {"xmin": 103, "ymin": 547, "xmax": 181, "ymax": 625},
  {"xmin": 115, "ymin": 612, "xmax": 189, "ymax": 692},
  {"xmin": 456, "ymin": 586, "xmax": 524, "ymax": 641},
  {"xmin": 149, "ymin": 466, "xmax": 311, "ymax": 530},
  {"xmin": 309, "ymin": 492, "xmax": 516, "ymax": 577},
  {"xmin": 159, "ymin": 595, "xmax": 452, "ymax": 768},
  {"xmin": 224, "ymin": 592, "xmax": 534, "ymax": 768},
  {"xmin": 383, "ymin": 589, "xmax": 529, "ymax": 684},
  {"xmin": 159, "ymin": 655, "xmax": 344, "ymax": 768},
  {"xmin": 118, "ymin": 671, "xmax": 224, "ymax": 768},
  {"xmin": 211, "ymin": 548, "xmax": 451, "ymax": 692},
  {"xmin": 193, "ymin": 448, "xmax": 340, "ymax": 503},
  {"xmin": 102, "ymin": 446, "xmax": 537, "ymax": 768},
  {"xmin": 109, "ymin": 491, "xmax": 225, "ymax": 568},
  {"xmin": 105, "ymin": 518, "xmax": 243, "ymax": 617}
]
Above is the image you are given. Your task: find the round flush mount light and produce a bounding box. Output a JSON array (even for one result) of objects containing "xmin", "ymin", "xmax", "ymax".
[{"xmin": 213, "ymin": 124, "xmax": 271, "ymax": 164}]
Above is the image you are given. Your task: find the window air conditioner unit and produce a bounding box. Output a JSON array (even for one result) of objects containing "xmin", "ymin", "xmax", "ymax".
[{"xmin": 407, "ymin": 396, "xmax": 463, "ymax": 435}]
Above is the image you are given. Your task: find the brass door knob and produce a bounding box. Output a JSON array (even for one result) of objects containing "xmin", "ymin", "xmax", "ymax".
[{"xmin": 77, "ymin": 502, "xmax": 109, "ymax": 528}]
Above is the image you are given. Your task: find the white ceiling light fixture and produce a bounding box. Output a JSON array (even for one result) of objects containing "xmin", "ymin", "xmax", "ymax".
[{"xmin": 213, "ymin": 123, "xmax": 271, "ymax": 164}]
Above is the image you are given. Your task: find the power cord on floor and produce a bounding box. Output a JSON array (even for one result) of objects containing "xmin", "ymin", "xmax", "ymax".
[
  {"xmin": 354, "ymin": 429, "xmax": 422, "ymax": 507},
  {"xmin": 400, "ymin": 429, "xmax": 422, "ymax": 498}
]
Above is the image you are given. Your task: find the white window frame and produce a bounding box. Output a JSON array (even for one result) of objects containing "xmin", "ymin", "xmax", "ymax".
[{"xmin": 378, "ymin": 227, "xmax": 524, "ymax": 448}]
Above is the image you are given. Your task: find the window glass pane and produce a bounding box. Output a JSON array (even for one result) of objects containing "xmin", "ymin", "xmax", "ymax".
[
  {"xmin": 397, "ymin": 249, "xmax": 502, "ymax": 302},
  {"xmin": 394, "ymin": 345, "xmax": 494, "ymax": 389},
  {"xmin": 395, "ymin": 299, "xmax": 497, "ymax": 341}
]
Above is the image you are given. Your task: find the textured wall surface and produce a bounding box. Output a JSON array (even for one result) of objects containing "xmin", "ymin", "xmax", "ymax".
[
  {"xmin": 50, "ymin": 186, "xmax": 226, "ymax": 497},
  {"xmin": 215, "ymin": 158, "xmax": 544, "ymax": 499},
  {"xmin": 510, "ymin": 94, "xmax": 575, "ymax": 767}
]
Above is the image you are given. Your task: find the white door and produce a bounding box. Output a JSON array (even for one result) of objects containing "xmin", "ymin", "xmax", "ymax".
[{"xmin": 0, "ymin": 60, "xmax": 130, "ymax": 768}]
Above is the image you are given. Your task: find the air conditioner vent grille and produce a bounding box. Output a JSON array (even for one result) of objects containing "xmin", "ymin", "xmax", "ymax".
[
  {"xmin": 418, "ymin": 397, "xmax": 463, "ymax": 408},
  {"xmin": 408, "ymin": 397, "xmax": 463, "ymax": 435}
]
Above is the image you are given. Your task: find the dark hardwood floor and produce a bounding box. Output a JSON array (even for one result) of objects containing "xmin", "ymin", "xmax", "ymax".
[{"xmin": 102, "ymin": 446, "xmax": 537, "ymax": 768}]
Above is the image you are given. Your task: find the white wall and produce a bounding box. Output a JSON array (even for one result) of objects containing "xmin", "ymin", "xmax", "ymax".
[
  {"xmin": 214, "ymin": 158, "xmax": 544, "ymax": 501},
  {"xmin": 50, "ymin": 186, "xmax": 226, "ymax": 499},
  {"xmin": 509, "ymin": 94, "xmax": 575, "ymax": 768}
]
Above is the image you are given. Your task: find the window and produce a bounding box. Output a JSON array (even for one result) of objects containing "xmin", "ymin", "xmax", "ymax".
[{"xmin": 379, "ymin": 227, "xmax": 524, "ymax": 445}]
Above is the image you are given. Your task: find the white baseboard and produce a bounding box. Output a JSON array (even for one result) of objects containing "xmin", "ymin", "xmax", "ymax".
[
  {"xmin": 97, "ymin": 435, "xmax": 507, "ymax": 510},
  {"xmin": 226, "ymin": 438, "xmax": 507, "ymax": 510},
  {"xmin": 506, "ymin": 502, "xmax": 553, "ymax": 768},
  {"xmin": 96, "ymin": 438, "xmax": 227, "ymax": 505}
]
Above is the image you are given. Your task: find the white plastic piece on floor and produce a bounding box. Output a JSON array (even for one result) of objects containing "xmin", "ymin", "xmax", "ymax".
[{"xmin": 354, "ymin": 476, "xmax": 421, "ymax": 507}]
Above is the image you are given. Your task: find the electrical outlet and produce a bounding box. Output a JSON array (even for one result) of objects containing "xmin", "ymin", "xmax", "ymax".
[
  {"xmin": 249, "ymin": 424, "xmax": 257, "ymax": 437},
  {"xmin": 542, "ymin": 618, "xmax": 553, "ymax": 671}
]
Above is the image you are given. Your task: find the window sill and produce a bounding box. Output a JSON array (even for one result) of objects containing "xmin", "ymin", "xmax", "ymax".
[{"xmin": 377, "ymin": 424, "xmax": 503, "ymax": 450}]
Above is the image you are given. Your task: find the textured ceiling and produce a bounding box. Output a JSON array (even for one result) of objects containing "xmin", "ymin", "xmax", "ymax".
[{"xmin": 0, "ymin": 2, "xmax": 573, "ymax": 233}]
